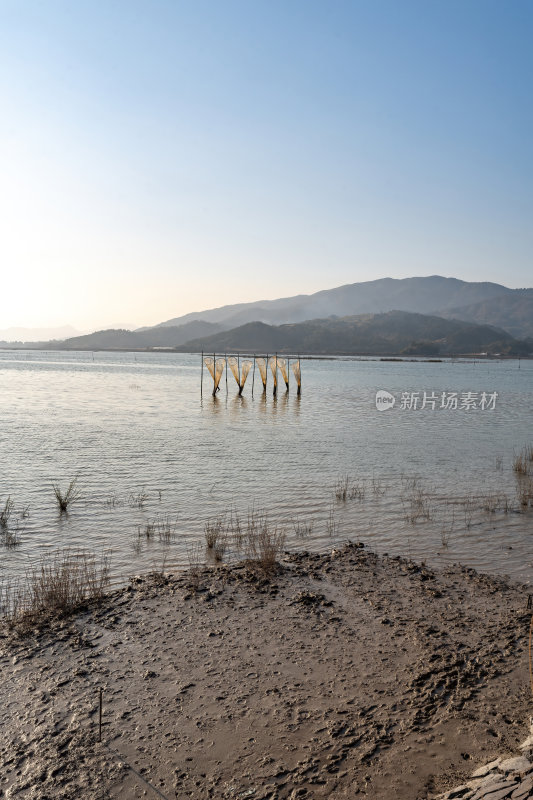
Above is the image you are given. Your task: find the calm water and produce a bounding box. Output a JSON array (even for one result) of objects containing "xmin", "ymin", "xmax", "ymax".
[{"xmin": 1, "ymin": 350, "xmax": 532, "ymax": 588}]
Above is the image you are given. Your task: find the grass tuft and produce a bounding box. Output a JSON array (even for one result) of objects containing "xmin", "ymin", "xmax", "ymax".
[
  {"xmin": 291, "ymin": 516, "xmax": 313, "ymax": 539},
  {"xmin": 204, "ymin": 515, "xmax": 225, "ymax": 549},
  {"xmin": 52, "ymin": 477, "xmax": 82, "ymax": 513},
  {"xmin": 0, "ymin": 496, "xmax": 14, "ymax": 529},
  {"xmin": 517, "ymin": 477, "xmax": 533, "ymax": 509},
  {"xmin": 129, "ymin": 489, "xmax": 149, "ymax": 509},
  {"xmin": 1, "ymin": 549, "xmax": 110, "ymax": 630},
  {"xmin": 334, "ymin": 476, "xmax": 349, "ymax": 501}
]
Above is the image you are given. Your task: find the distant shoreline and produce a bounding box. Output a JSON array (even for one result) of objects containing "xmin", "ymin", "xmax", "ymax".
[{"xmin": 1, "ymin": 346, "xmax": 531, "ymax": 361}]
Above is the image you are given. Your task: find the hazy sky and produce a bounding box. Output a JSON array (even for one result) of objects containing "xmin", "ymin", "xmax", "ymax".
[{"xmin": 1, "ymin": 0, "xmax": 532, "ymax": 330}]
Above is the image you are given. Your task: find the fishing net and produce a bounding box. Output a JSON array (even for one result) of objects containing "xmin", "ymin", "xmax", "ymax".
[
  {"xmin": 256, "ymin": 358, "xmax": 267, "ymax": 389},
  {"xmin": 227, "ymin": 357, "xmax": 240, "ymax": 386},
  {"xmin": 291, "ymin": 359, "xmax": 301, "ymax": 388},
  {"xmin": 268, "ymin": 356, "xmax": 278, "ymax": 386},
  {"xmin": 240, "ymin": 360, "xmax": 252, "ymax": 389},
  {"xmin": 227, "ymin": 357, "xmax": 253, "ymax": 392},
  {"xmin": 204, "ymin": 356, "xmax": 215, "ymax": 380},
  {"xmin": 204, "ymin": 356, "xmax": 225, "ymax": 391},
  {"xmin": 215, "ymin": 358, "xmax": 225, "ymax": 389},
  {"xmin": 277, "ymin": 357, "xmax": 289, "ymax": 388}
]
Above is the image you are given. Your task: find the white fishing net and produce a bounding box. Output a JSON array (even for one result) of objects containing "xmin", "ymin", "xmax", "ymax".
[
  {"xmin": 240, "ymin": 360, "xmax": 252, "ymax": 388},
  {"xmin": 204, "ymin": 356, "xmax": 225, "ymax": 391},
  {"xmin": 291, "ymin": 359, "xmax": 301, "ymax": 387},
  {"xmin": 215, "ymin": 358, "xmax": 225, "ymax": 388},
  {"xmin": 204, "ymin": 356, "xmax": 215, "ymax": 380},
  {"xmin": 256, "ymin": 357, "xmax": 267, "ymax": 388},
  {"xmin": 227, "ymin": 356, "xmax": 240, "ymax": 386},
  {"xmin": 277, "ymin": 357, "xmax": 289, "ymax": 387}
]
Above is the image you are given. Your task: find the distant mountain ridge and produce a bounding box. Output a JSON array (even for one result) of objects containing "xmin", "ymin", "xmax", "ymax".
[
  {"xmin": 45, "ymin": 320, "xmax": 223, "ymax": 351},
  {"xmin": 439, "ymin": 293, "xmax": 533, "ymax": 339},
  {"xmin": 175, "ymin": 311, "xmax": 531, "ymax": 357},
  {"xmin": 7, "ymin": 311, "xmax": 531, "ymax": 357},
  {"xmin": 148, "ymin": 276, "xmax": 531, "ymax": 337}
]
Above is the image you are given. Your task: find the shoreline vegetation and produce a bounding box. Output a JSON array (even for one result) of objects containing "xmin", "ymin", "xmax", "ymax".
[
  {"xmin": 1, "ymin": 541, "xmax": 531, "ymax": 799},
  {"xmin": 2, "ymin": 445, "xmax": 533, "ymax": 589}
]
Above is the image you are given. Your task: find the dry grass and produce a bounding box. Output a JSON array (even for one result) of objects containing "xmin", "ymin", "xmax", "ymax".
[
  {"xmin": 334, "ymin": 476, "xmax": 349, "ymax": 501},
  {"xmin": 1, "ymin": 549, "xmax": 110, "ymax": 630},
  {"xmin": 134, "ymin": 514, "xmax": 179, "ymax": 554},
  {"xmin": 335, "ymin": 475, "xmax": 365, "ymax": 502},
  {"xmin": 186, "ymin": 543, "xmax": 203, "ymax": 591},
  {"xmin": 481, "ymin": 492, "xmax": 511, "ymax": 514},
  {"xmin": 52, "ymin": 477, "xmax": 82, "ymax": 513},
  {"xmin": 244, "ymin": 523, "xmax": 285, "ymax": 573},
  {"xmin": 440, "ymin": 509, "xmax": 455, "ymax": 548},
  {"xmin": 513, "ymin": 452, "xmax": 528, "ymax": 475},
  {"xmin": 403, "ymin": 486, "xmax": 431, "ymax": 524},
  {"xmin": 516, "ymin": 477, "xmax": 533, "ymax": 509},
  {"xmin": 326, "ymin": 505, "xmax": 339, "ymax": 538},
  {"xmin": 349, "ymin": 480, "xmax": 365, "ymax": 501},
  {"xmin": 462, "ymin": 494, "xmax": 476, "ymax": 529},
  {"xmin": 129, "ymin": 489, "xmax": 149, "ymax": 509},
  {"xmin": 204, "ymin": 515, "xmax": 225, "ymax": 549},
  {"xmin": 203, "ymin": 507, "xmax": 287, "ymax": 570},
  {"xmin": 1, "ymin": 521, "xmax": 23, "ymax": 549},
  {"xmin": 371, "ymin": 476, "xmax": 386, "ymax": 496},
  {"xmin": 213, "ymin": 534, "xmax": 228, "ymax": 562},
  {"xmin": 0, "ymin": 497, "xmax": 24, "ymax": 549},
  {"xmin": 154, "ymin": 514, "xmax": 179, "ymax": 543},
  {"xmin": 0, "ymin": 496, "xmax": 14, "ymax": 529},
  {"xmin": 291, "ymin": 516, "xmax": 314, "ymax": 539},
  {"xmin": 513, "ymin": 446, "xmax": 533, "ymax": 509},
  {"xmin": 103, "ymin": 492, "xmax": 123, "ymax": 509},
  {"xmin": 513, "ymin": 445, "xmax": 533, "ymax": 475}
]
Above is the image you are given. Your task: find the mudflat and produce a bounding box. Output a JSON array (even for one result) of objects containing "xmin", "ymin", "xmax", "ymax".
[{"xmin": 0, "ymin": 543, "xmax": 531, "ymax": 800}]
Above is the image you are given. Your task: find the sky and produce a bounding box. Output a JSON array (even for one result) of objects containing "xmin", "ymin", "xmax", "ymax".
[{"xmin": 1, "ymin": 0, "xmax": 532, "ymax": 331}]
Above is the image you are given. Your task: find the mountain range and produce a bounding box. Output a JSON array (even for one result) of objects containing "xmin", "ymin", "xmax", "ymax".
[
  {"xmin": 173, "ymin": 311, "xmax": 530, "ymax": 357},
  {"xmin": 147, "ymin": 276, "xmax": 533, "ymax": 339},
  {"xmin": 3, "ymin": 276, "xmax": 532, "ymax": 355}
]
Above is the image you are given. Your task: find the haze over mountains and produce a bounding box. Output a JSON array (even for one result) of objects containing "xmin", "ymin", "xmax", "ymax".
[
  {"xmin": 0, "ymin": 325, "xmax": 84, "ymax": 343},
  {"xmin": 149, "ymin": 276, "xmax": 533, "ymax": 339},
  {"xmin": 3, "ymin": 276, "xmax": 532, "ymax": 355}
]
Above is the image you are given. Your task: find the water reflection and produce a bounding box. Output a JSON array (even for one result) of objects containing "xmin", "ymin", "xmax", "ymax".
[
  {"xmin": 230, "ymin": 395, "xmax": 248, "ymax": 414},
  {"xmin": 273, "ymin": 392, "xmax": 289, "ymax": 415}
]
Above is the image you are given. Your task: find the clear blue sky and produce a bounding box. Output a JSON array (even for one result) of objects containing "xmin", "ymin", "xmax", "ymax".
[{"xmin": 1, "ymin": 0, "xmax": 532, "ymax": 329}]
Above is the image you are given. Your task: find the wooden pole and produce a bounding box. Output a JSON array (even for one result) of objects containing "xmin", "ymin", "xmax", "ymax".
[
  {"xmin": 252, "ymin": 355, "xmax": 256, "ymax": 398},
  {"xmin": 265, "ymin": 353, "xmax": 268, "ymax": 392},
  {"xmin": 225, "ymin": 353, "xmax": 228, "ymax": 394},
  {"xmin": 98, "ymin": 687, "xmax": 103, "ymax": 742},
  {"xmin": 237, "ymin": 353, "xmax": 241, "ymax": 394},
  {"xmin": 273, "ymin": 352, "xmax": 277, "ymax": 397},
  {"xmin": 200, "ymin": 351, "xmax": 203, "ymax": 399},
  {"xmin": 212, "ymin": 352, "xmax": 216, "ymax": 396}
]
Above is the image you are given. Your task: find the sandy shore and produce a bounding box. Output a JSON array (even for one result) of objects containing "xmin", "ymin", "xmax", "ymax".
[{"xmin": 0, "ymin": 542, "xmax": 531, "ymax": 800}]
